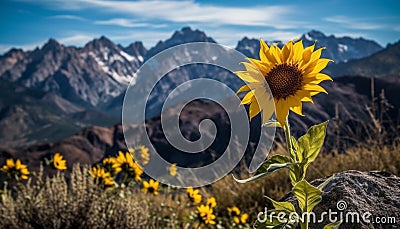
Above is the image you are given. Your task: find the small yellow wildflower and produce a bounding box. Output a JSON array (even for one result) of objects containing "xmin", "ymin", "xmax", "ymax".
[
  {"xmin": 196, "ymin": 204, "xmax": 216, "ymax": 225},
  {"xmin": 53, "ymin": 153, "xmax": 67, "ymax": 170},
  {"xmin": 206, "ymin": 197, "xmax": 217, "ymax": 208},
  {"xmin": 228, "ymin": 206, "xmax": 248, "ymax": 224},
  {"xmin": 139, "ymin": 145, "xmax": 150, "ymax": 165},
  {"xmin": 240, "ymin": 213, "xmax": 249, "ymax": 224},
  {"xmin": 228, "ymin": 206, "xmax": 240, "ymax": 224},
  {"xmin": 112, "ymin": 151, "xmax": 143, "ymax": 181},
  {"xmin": 168, "ymin": 163, "xmax": 177, "ymax": 176},
  {"xmin": 142, "ymin": 179, "xmax": 160, "ymax": 196},
  {"xmin": 91, "ymin": 165, "xmax": 114, "ymax": 187},
  {"xmin": 187, "ymin": 187, "xmax": 202, "ymax": 204},
  {"xmin": 102, "ymin": 157, "xmax": 116, "ymax": 173}
]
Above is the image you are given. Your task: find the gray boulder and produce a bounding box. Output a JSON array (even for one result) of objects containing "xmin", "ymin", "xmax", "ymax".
[{"xmin": 283, "ymin": 170, "xmax": 399, "ymax": 228}]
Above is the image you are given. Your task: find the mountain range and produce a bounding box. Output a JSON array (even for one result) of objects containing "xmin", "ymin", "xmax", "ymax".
[
  {"xmin": 0, "ymin": 26, "xmax": 399, "ymax": 159},
  {"xmin": 3, "ymin": 75, "xmax": 400, "ymax": 171}
]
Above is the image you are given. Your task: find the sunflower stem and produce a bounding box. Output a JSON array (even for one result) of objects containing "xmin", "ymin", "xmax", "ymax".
[{"xmin": 283, "ymin": 118, "xmax": 298, "ymax": 162}]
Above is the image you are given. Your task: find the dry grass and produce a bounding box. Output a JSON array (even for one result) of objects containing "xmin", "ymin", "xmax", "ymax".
[
  {"xmin": 0, "ymin": 164, "xmax": 151, "ymax": 229},
  {"xmin": 0, "ymin": 141, "xmax": 399, "ymax": 228}
]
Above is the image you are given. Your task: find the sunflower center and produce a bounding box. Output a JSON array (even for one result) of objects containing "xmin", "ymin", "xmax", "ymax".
[
  {"xmin": 265, "ymin": 63, "xmax": 303, "ymax": 100},
  {"xmin": 148, "ymin": 187, "xmax": 155, "ymax": 193}
]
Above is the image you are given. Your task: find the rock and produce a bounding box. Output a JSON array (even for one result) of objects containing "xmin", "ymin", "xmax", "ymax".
[{"xmin": 283, "ymin": 170, "xmax": 399, "ymax": 228}]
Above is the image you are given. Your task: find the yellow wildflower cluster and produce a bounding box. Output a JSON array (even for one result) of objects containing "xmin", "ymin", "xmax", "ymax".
[
  {"xmin": 185, "ymin": 187, "xmax": 219, "ymax": 225},
  {"xmin": 1, "ymin": 158, "xmax": 30, "ymax": 180}
]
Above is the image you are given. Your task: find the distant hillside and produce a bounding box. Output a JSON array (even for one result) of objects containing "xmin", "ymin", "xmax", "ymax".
[
  {"xmin": 3, "ymin": 75, "xmax": 399, "ymax": 172},
  {"xmin": 326, "ymin": 41, "xmax": 400, "ymax": 77},
  {"xmin": 0, "ymin": 79, "xmax": 118, "ymax": 150}
]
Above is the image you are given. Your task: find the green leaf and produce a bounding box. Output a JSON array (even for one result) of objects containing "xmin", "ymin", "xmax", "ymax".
[
  {"xmin": 292, "ymin": 180, "xmax": 322, "ymax": 213},
  {"xmin": 289, "ymin": 121, "xmax": 329, "ymax": 185},
  {"xmin": 265, "ymin": 196, "xmax": 296, "ymax": 212},
  {"xmin": 233, "ymin": 155, "xmax": 293, "ymax": 183},
  {"xmin": 234, "ymin": 162, "xmax": 293, "ymax": 183},
  {"xmin": 289, "ymin": 164, "xmax": 304, "ymax": 186},
  {"xmin": 289, "ymin": 136, "xmax": 299, "ymax": 161},
  {"xmin": 298, "ymin": 121, "xmax": 329, "ymax": 164},
  {"xmin": 323, "ymin": 221, "xmax": 342, "ymax": 229},
  {"xmin": 255, "ymin": 155, "xmax": 291, "ymax": 175},
  {"xmin": 317, "ymin": 175, "xmax": 334, "ymax": 191}
]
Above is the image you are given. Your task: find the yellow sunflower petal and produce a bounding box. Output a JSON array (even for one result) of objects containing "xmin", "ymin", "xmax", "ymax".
[
  {"xmin": 6, "ymin": 158, "xmax": 15, "ymax": 168},
  {"xmin": 301, "ymin": 47, "xmax": 325, "ymax": 73},
  {"xmin": 282, "ymin": 41, "xmax": 293, "ymax": 63},
  {"xmin": 275, "ymin": 99, "xmax": 290, "ymax": 126},
  {"xmin": 259, "ymin": 39, "xmax": 269, "ymax": 62},
  {"xmin": 310, "ymin": 47, "xmax": 325, "ymax": 63},
  {"xmin": 235, "ymin": 71, "xmax": 263, "ymax": 83},
  {"xmin": 303, "ymin": 73, "xmax": 333, "ymax": 84},
  {"xmin": 241, "ymin": 91, "xmax": 255, "ymax": 104},
  {"xmin": 249, "ymin": 98, "xmax": 261, "ymax": 120},
  {"xmin": 290, "ymin": 101, "xmax": 304, "ymax": 116},
  {"xmin": 312, "ymin": 58, "xmax": 333, "ymax": 73},
  {"xmin": 303, "ymin": 84, "xmax": 328, "ymax": 94},
  {"xmin": 247, "ymin": 58, "xmax": 272, "ymax": 72},
  {"xmin": 291, "ymin": 40, "xmax": 304, "ymax": 64},
  {"xmin": 300, "ymin": 43, "xmax": 316, "ymax": 67},
  {"xmin": 262, "ymin": 106, "xmax": 274, "ymax": 124},
  {"xmin": 265, "ymin": 45, "xmax": 280, "ymax": 65}
]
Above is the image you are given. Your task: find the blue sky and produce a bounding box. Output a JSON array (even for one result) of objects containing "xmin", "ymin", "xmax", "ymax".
[{"xmin": 0, "ymin": 0, "xmax": 399, "ymax": 53}]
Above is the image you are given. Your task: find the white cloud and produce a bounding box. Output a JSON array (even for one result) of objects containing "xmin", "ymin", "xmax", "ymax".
[
  {"xmin": 207, "ymin": 29, "xmax": 300, "ymax": 47},
  {"xmin": 393, "ymin": 26, "xmax": 400, "ymax": 32},
  {"xmin": 29, "ymin": 0, "xmax": 300, "ymax": 29},
  {"xmin": 94, "ymin": 18, "xmax": 167, "ymax": 28},
  {"xmin": 58, "ymin": 34, "xmax": 94, "ymax": 45},
  {"xmin": 48, "ymin": 14, "xmax": 87, "ymax": 21},
  {"xmin": 109, "ymin": 31, "xmax": 174, "ymax": 48},
  {"xmin": 324, "ymin": 16, "xmax": 386, "ymax": 30}
]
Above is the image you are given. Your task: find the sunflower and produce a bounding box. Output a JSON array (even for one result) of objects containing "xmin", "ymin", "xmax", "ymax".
[
  {"xmin": 112, "ymin": 151, "xmax": 143, "ymax": 181},
  {"xmin": 236, "ymin": 39, "xmax": 333, "ymax": 126},
  {"xmin": 206, "ymin": 197, "xmax": 217, "ymax": 208},
  {"xmin": 91, "ymin": 165, "xmax": 114, "ymax": 187},
  {"xmin": 196, "ymin": 205, "xmax": 216, "ymax": 225},
  {"xmin": 1, "ymin": 158, "xmax": 30, "ymax": 180},
  {"xmin": 168, "ymin": 163, "xmax": 177, "ymax": 176},
  {"xmin": 187, "ymin": 187, "xmax": 202, "ymax": 204},
  {"xmin": 53, "ymin": 153, "xmax": 67, "ymax": 170},
  {"xmin": 142, "ymin": 179, "xmax": 160, "ymax": 195}
]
